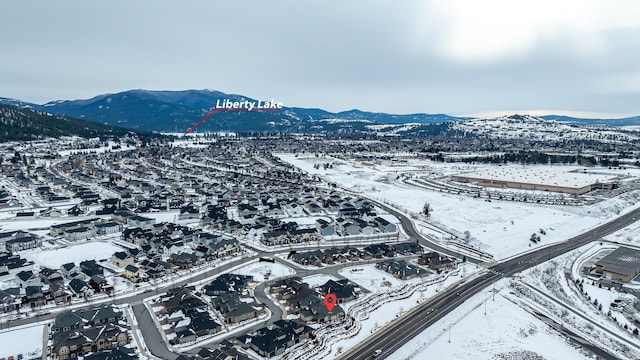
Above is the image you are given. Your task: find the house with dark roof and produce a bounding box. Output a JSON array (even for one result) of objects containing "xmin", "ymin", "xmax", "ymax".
[
  {"xmin": 317, "ymin": 279, "xmax": 359, "ymax": 303},
  {"xmin": 52, "ymin": 324, "xmax": 129, "ymax": 359},
  {"xmin": 39, "ymin": 267, "xmax": 64, "ymax": 285},
  {"xmin": 60, "ymin": 262, "xmax": 81, "ymax": 279},
  {"xmin": 0, "ymin": 287, "xmax": 21, "ymax": 313},
  {"xmin": 315, "ymin": 218, "xmax": 335, "ymax": 237},
  {"xmin": 392, "ymin": 242, "xmax": 423, "ymax": 255},
  {"xmin": 197, "ymin": 343, "xmax": 251, "ymax": 360},
  {"xmin": 270, "ymin": 277, "xmax": 314, "ymax": 305},
  {"xmin": 110, "ymin": 251, "xmax": 135, "ymax": 268},
  {"xmin": 291, "ymin": 249, "xmax": 323, "ymax": 266},
  {"xmin": 83, "ymin": 346, "xmax": 138, "ymax": 360},
  {"xmin": 4, "ymin": 234, "xmax": 42, "ymax": 252},
  {"xmin": 16, "ymin": 270, "xmax": 41, "ymax": 288},
  {"xmin": 127, "ymin": 215, "xmax": 156, "ymax": 228},
  {"xmin": 80, "ymin": 260, "xmax": 104, "ymax": 277},
  {"xmin": 238, "ymin": 319, "xmax": 313, "ymax": 358},
  {"xmin": 162, "ymin": 287, "xmax": 207, "ymax": 314},
  {"xmin": 69, "ymin": 278, "xmax": 94, "ymax": 298},
  {"xmin": 418, "ymin": 252, "xmax": 455, "ymax": 270},
  {"xmin": 373, "ymin": 217, "xmax": 397, "ymax": 233},
  {"xmin": 211, "ymin": 293, "xmax": 263, "ymax": 324},
  {"xmin": 24, "ymin": 285, "xmax": 45, "ymax": 307},
  {"xmin": 203, "ymin": 274, "xmax": 254, "ymax": 296},
  {"xmin": 376, "ymin": 259, "xmax": 429, "ymax": 280},
  {"xmin": 123, "ymin": 265, "xmax": 147, "ymax": 283}
]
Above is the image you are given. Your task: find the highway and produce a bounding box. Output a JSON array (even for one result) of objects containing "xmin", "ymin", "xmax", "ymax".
[{"xmin": 338, "ymin": 205, "xmax": 640, "ymax": 360}]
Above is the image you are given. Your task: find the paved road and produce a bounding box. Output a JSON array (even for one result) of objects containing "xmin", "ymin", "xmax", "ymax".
[
  {"xmin": 360, "ymin": 197, "xmax": 486, "ymax": 264},
  {"xmin": 338, "ymin": 206, "xmax": 640, "ymax": 360},
  {"xmin": 132, "ymin": 303, "xmax": 179, "ymax": 360}
]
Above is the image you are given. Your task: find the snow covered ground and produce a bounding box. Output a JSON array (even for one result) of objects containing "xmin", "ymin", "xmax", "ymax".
[
  {"xmin": 0, "ymin": 323, "xmax": 45, "ymax": 359},
  {"xmin": 388, "ymin": 280, "xmax": 592, "ymax": 360},
  {"xmin": 338, "ymin": 264, "xmax": 419, "ymax": 292},
  {"xmin": 21, "ymin": 240, "xmax": 123, "ymax": 268},
  {"xmin": 232, "ymin": 260, "xmax": 295, "ymax": 280},
  {"xmin": 303, "ymin": 274, "xmax": 340, "ymax": 288},
  {"xmin": 277, "ymin": 153, "xmax": 640, "ymax": 260}
]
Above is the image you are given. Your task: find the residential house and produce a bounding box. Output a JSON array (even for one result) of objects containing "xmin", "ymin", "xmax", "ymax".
[
  {"xmin": 39, "ymin": 267, "xmax": 64, "ymax": 285},
  {"xmin": 391, "ymin": 242, "xmax": 424, "ymax": 255},
  {"xmin": 373, "ymin": 217, "xmax": 397, "ymax": 233},
  {"xmin": 203, "ymin": 274, "xmax": 253, "ymax": 296},
  {"xmin": 69, "ymin": 278, "xmax": 95, "ymax": 298},
  {"xmin": 418, "ymin": 252, "xmax": 455, "ymax": 270},
  {"xmin": 24, "ymin": 285, "xmax": 46, "ymax": 307},
  {"xmin": 16, "ymin": 270, "xmax": 41, "ymax": 288},
  {"xmin": 123, "ymin": 265, "xmax": 147, "ymax": 283},
  {"xmin": 238, "ymin": 320, "xmax": 313, "ymax": 358},
  {"xmin": 95, "ymin": 221, "xmax": 124, "ymax": 236},
  {"xmin": 317, "ymin": 279, "xmax": 359, "ymax": 303},
  {"xmin": 64, "ymin": 226, "xmax": 93, "ymax": 242},
  {"xmin": 4, "ymin": 235, "xmax": 42, "ymax": 252},
  {"xmin": 315, "ymin": 219, "xmax": 335, "ymax": 237},
  {"xmin": 110, "ymin": 251, "xmax": 135, "ymax": 268},
  {"xmin": 211, "ymin": 293, "xmax": 262, "ymax": 324},
  {"xmin": 83, "ymin": 347, "xmax": 138, "ymax": 360},
  {"xmin": 127, "ymin": 215, "xmax": 156, "ymax": 229},
  {"xmin": 376, "ymin": 260, "xmax": 429, "ymax": 280},
  {"xmin": 0, "ymin": 287, "xmax": 21, "ymax": 313}
]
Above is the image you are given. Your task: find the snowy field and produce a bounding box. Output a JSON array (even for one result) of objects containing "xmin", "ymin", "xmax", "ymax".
[
  {"xmin": 0, "ymin": 216, "xmax": 105, "ymax": 232},
  {"xmin": 338, "ymin": 264, "xmax": 422, "ymax": 292},
  {"xmin": 231, "ymin": 260, "xmax": 296, "ymax": 280},
  {"xmin": 0, "ymin": 323, "xmax": 44, "ymax": 359},
  {"xmin": 603, "ymin": 221, "xmax": 640, "ymax": 245},
  {"xmin": 277, "ymin": 153, "xmax": 640, "ymax": 260},
  {"xmin": 388, "ymin": 280, "xmax": 592, "ymax": 360},
  {"xmin": 22, "ymin": 240, "xmax": 123, "ymax": 268},
  {"xmin": 303, "ymin": 274, "xmax": 340, "ymax": 288}
]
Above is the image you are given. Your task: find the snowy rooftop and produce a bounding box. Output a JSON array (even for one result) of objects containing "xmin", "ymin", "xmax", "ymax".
[
  {"xmin": 453, "ymin": 167, "xmax": 619, "ymax": 189},
  {"xmin": 595, "ymin": 246, "xmax": 640, "ymax": 277}
]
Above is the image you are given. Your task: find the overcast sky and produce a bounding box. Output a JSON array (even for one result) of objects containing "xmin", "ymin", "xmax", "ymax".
[{"xmin": 1, "ymin": 1, "xmax": 639, "ymax": 117}]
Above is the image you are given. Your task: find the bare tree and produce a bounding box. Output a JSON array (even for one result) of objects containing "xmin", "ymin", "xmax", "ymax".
[{"xmin": 423, "ymin": 202, "xmax": 432, "ymax": 218}]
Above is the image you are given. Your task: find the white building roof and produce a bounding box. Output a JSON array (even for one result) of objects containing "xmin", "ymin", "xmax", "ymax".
[{"xmin": 454, "ymin": 167, "xmax": 618, "ymax": 189}]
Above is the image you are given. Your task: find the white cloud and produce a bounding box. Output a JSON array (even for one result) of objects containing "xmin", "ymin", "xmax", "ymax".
[{"xmin": 412, "ymin": 0, "xmax": 640, "ymax": 62}]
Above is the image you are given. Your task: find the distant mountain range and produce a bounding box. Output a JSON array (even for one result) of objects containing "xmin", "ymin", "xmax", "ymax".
[
  {"xmin": 0, "ymin": 89, "xmax": 467, "ymax": 133},
  {"xmin": 0, "ymin": 103, "xmax": 155, "ymax": 142},
  {"xmin": 1, "ymin": 89, "xmax": 639, "ymax": 134}
]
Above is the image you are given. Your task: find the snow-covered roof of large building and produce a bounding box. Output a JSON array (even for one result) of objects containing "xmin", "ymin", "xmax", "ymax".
[{"xmin": 452, "ymin": 167, "xmax": 618, "ymax": 189}]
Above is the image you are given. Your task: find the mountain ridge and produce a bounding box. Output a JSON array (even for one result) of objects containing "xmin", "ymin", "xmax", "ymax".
[
  {"xmin": 0, "ymin": 90, "xmax": 470, "ymax": 133},
  {"xmin": 0, "ymin": 103, "xmax": 158, "ymax": 142},
  {"xmin": 2, "ymin": 89, "xmax": 640, "ymax": 133}
]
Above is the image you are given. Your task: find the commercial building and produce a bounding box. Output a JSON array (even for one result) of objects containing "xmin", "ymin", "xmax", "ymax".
[{"xmin": 451, "ymin": 167, "xmax": 618, "ymax": 195}]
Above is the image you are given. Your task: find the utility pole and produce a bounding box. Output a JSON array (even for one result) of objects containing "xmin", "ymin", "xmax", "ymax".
[
  {"xmin": 484, "ymin": 300, "xmax": 487, "ymax": 315},
  {"xmin": 493, "ymin": 283, "xmax": 495, "ymax": 301}
]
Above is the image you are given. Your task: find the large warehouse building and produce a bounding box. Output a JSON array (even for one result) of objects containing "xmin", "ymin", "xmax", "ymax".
[
  {"xmin": 594, "ymin": 246, "xmax": 640, "ymax": 283},
  {"xmin": 450, "ymin": 167, "xmax": 619, "ymax": 195}
]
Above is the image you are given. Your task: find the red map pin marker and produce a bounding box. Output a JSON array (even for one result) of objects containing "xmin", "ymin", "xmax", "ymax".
[{"xmin": 324, "ymin": 293, "xmax": 337, "ymax": 312}]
